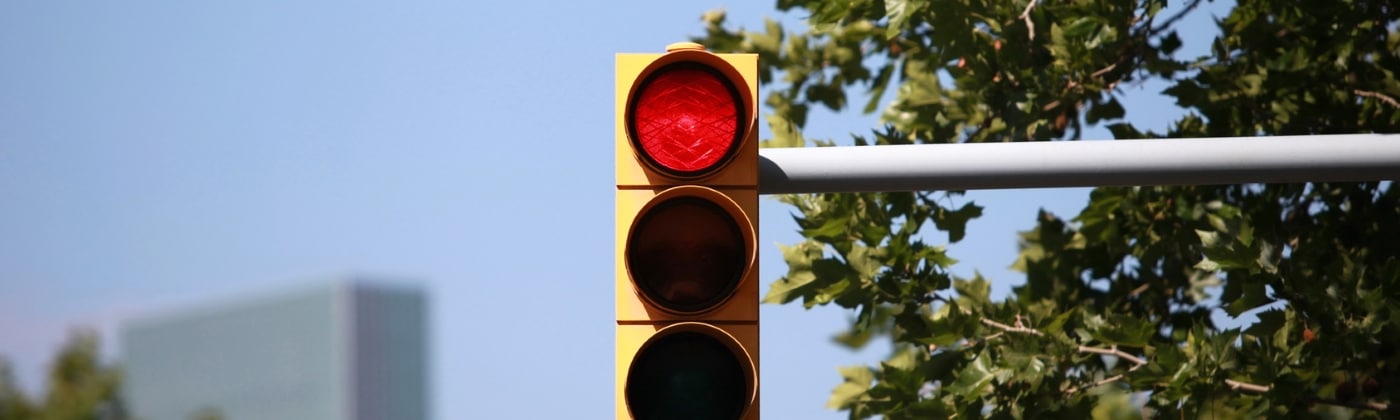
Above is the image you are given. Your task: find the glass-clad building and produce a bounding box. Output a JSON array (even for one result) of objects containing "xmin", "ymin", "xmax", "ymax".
[{"xmin": 121, "ymin": 280, "xmax": 427, "ymax": 420}]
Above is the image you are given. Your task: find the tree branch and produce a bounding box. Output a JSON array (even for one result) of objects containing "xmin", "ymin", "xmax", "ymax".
[
  {"xmin": 984, "ymin": 318, "xmax": 1384, "ymax": 410},
  {"xmin": 1090, "ymin": 63, "xmax": 1118, "ymax": 78},
  {"xmin": 1077, "ymin": 345, "xmax": 1147, "ymax": 369},
  {"xmin": 1019, "ymin": 0, "xmax": 1039, "ymax": 41},
  {"xmin": 1313, "ymin": 398, "xmax": 1390, "ymax": 411},
  {"xmin": 980, "ymin": 317, "xmax": 1044, "ymax": 336},
  {"xmin": 1065, "ymin": 344, "xmax": 1151, "ymax": 394},
  {"xmin": 1355, "ymin": 89, "xmax": 1400, "ymax": 109},
  {"xmin": 1066, "ymin": 373, "xmax": 1126, "ymax": 395},
  {"xmin": 1064, "ymin": 345, "xmax": 1148, "ymax": 394},
  {"xmin": 980, "ymin": 317, "xmax": 1144, "ymax": 396},
  {"xmin": 1225, "ymin": 379, "xmax": 1391, "ymax": 411},
  {"xmin": 1223, "ymin": 378, "xmax": 1268, "ymax": 393},
  {"xmin": 1127, "ymin": 282, "xmax": 1151, "ymax": 298}
]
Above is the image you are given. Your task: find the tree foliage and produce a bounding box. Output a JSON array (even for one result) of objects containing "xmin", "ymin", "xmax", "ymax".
[
  {"xmin": 0, "ymin": 361, "xmax": 36, "ymax": 420},
  {"xmin": 695, "ymin": 0, "xmax": 1399, "ymax": 417},
  {"xmin": 0, "ymin": 328, "xmax": 127, "ymax": 420}
]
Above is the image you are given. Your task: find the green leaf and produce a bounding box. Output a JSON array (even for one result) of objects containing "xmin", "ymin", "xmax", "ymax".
[
  {"xmin": 812, "ymin": 277, "xmax": 852, "ymax": 305},
  {"xmin": 805, "ymin": 83, "xmax": 846, "ymax": 111},
  {"xmin": 1245, "ymin": 309, "xmax": 1285, "ymax": 338},
  {"xmin": 1158, "ymin": 31, "xmax": 1183, "ymax": 55},
  {"xmin": 954, "ymin": 275, "xmax": 992, "ymax": 307},
  {"xmin": 764, "ymin": 271, "xmax": 814, "ymax": 304},
  {"xmin": 862, "ymin": 65, "xmax": 895, "ymax": 114},
  {"xmin": 763, "ymin": 242, "xmax": 823, "ymax": 304},
  {"xmin": 1195, "ymin": 229, "xmax": 1223, "ymax": 247},
  {"xmin": 1090, "ymin": 314, "xmax": 1154, "ymax": 347},
  {"xmin": 1237, "ymin": 74, "xmax": 1264, "ymax": 96},
  {"xmin": 1224, "ymin": 275, "xmax": 1271, "ymax": 316},
  {"xmin": 1062, "ymin": 17, "xmax": 1099, "ymax": 38},
  {"xmin": 762, "ymin": 113, "xmax": 805, "ymax": 148},
  {"xmin": 1048, "ymin": 23, "xmax": 1070, "ymax": 63},
  {"xmin": 1105, "ymin": 123, "xmax": 1143, "ymax": 139},
  {"xmin": 827, "ymin": 366, "xmax": 875, "ymax": 409},
  {"xmin": 932, "ymin": 202, "xmax": 984, "ymax": 243},
  {"xmin": 845, "ymin": 244, "xmax": 885, "ymax": 279},
  {"xmin": 883, "ymin": 0, "xmax": 917, "ymax": 39},
  {"xmin": 944, "ymin": 353, "xmax": 995, "ymax": 397},
  {"xmin": 804, "ymin": 217, "xmax": 849, "ymax": 240},
  {"xmin": 896, "ymin": 60, "xmax": 943, "ymax": 107},
  {"xmin": 1085, "ymin": 97, "xmax": 1126, "ymax": 124},
  {"xmin": 1040, "ymin": 309, "xmax": 1074, "ymax": 334},
  {"xmin": 807, "ymin": 258, "xmax": 853, "ymax": 306}
]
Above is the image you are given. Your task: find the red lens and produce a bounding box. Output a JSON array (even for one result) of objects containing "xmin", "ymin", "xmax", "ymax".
[{"xmin": 630, "ymin": 64, "xmax": 742, "ymax": 176}]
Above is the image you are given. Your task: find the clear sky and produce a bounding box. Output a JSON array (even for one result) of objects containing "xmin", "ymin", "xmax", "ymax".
[{"xmin": 0, "ymin": 1, "xmax": 1232, "ymax": 418}]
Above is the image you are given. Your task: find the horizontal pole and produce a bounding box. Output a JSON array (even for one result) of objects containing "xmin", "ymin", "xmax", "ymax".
[{"xmin": 757, "ymin": 134, "xmax": 1400, "ymax": 194}]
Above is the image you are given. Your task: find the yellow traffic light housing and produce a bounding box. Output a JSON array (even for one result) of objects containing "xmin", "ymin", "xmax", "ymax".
[{"xmin": 615, "ymin": 43, "xmax": 759, "ymax": 420}]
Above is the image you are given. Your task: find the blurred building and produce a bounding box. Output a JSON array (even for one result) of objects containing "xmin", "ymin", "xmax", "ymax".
[{"xmin": 121, "ymin": 280, "xmax": 428, "ymax": 420}]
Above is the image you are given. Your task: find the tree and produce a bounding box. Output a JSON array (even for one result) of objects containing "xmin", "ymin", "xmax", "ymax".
[
  {"xmin": 0, "ymin": 328, "xmax": 127, "ymax": 420},
  {"xmin": 0, "ymin": 360, "xmax": 36, "ymax": 420},
  {"xmin": 695, "ymin": 0, "xmax": 1399, "ymax": 417}
]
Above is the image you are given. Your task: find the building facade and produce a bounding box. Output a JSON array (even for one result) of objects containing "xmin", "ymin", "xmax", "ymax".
[{"xmin": 121, "ymin": 281, "xmax": 427, "ymax": 420}]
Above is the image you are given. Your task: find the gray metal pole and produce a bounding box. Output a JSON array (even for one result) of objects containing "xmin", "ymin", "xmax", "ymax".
[{"xmin": 757, "ymin": 134, "xmax": 1400, "ymax": 194}]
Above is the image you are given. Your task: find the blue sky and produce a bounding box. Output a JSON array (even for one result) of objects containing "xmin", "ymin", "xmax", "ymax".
[{"xmin": 0, "ymin": 1, "xmax": 1232, "ymax": 418}]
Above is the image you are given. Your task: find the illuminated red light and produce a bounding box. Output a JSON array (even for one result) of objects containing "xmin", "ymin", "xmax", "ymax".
[{"xmin": 629, "ymin": 64, "xmax": 742, "ymax": 176}]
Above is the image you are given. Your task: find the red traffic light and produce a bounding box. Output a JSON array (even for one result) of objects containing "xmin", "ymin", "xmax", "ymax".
[
  {"xmin": 616, "ymin": 46, "xmax": 760, "ymax": 420},
  {"xmin": 628, "ymin": 63, "xmax": 744, "ymax": 177}
]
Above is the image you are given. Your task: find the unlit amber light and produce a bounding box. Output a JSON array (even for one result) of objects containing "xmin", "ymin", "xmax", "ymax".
[{"xmin": 626, "ymin": 196, "xmax": 745, "ymax": 313}]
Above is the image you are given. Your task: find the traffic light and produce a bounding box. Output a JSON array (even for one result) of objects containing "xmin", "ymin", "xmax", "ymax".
[{"xmin": 615, "ymin": 42, "xmax": 759, "ymax": 420}]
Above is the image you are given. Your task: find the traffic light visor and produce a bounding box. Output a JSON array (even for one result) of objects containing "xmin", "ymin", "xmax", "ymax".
[
  {"xmin": 625, "ymin": 323, "xmax": 755, "ymax": 420},
  {"xmin": 626, "ymin": 61, "xmax": 746, "ymax": 178},
  {"xmin": 625, "ymin": 186, "xmax": 755, "ymax": 314}
]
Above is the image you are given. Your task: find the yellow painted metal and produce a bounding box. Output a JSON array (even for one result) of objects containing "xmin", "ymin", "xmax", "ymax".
[
  {"xmin": 665, "ymin": 41, "xmax": 704, "ymax": 52},
  {"xmin": 615, "ymin": 45, "xmax": 760, "ymax": 419}
]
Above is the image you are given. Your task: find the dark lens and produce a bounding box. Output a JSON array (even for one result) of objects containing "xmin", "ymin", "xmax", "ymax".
[
  {"xmin": 626, "ymin": 331, "xmax": 747, "ymax": 420},
  {"xmin": 627, "ymin": 196, "xmax": 745, "ymax": 313}
]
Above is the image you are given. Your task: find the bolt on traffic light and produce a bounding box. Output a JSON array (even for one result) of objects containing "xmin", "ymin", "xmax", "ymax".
[{"xmin": 615, "ymin": 42, "xmax": 759, "ymax": 420}]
